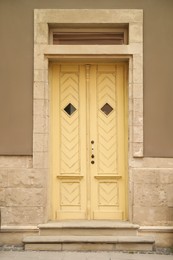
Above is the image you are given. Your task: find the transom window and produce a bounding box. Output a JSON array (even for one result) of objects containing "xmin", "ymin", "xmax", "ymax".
[{"xmin": 49, "ymin": 27, "xmax": 128, "ymax": 45}]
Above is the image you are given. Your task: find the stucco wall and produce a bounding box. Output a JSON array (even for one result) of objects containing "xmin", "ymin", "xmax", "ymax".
[{"xmin": 0, "ymin": 0, "xmax": 173, "ymax": 156}]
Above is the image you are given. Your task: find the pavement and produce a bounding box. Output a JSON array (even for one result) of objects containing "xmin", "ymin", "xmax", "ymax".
[{"xmin": 0, "ymin": 251, "xmax": 173, "ymax": 260}]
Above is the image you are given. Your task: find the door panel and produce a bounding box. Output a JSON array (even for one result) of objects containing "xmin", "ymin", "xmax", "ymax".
[
  {"xmin": 51, "ymin": 63, "xmax": 127, "ymax": 220},
  {"xmin": 51, "ymin": 65, "xmax": 87, "ymax": 219},
  {"xmin": 90, "ymin": 65, "xmax": 126, "ymax": 220},
  {"xmin": 96, "ymin": 65, "xmax": 118, "ymax": 174}
]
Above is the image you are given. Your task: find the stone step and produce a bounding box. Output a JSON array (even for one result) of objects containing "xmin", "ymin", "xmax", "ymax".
[
  {"xmin": 23, "ymin": 235, "xmax": 155, "ymax": 251},
  {"xmin": 38, "ymin": 221, "xmax": 139, "ymax": 236}
]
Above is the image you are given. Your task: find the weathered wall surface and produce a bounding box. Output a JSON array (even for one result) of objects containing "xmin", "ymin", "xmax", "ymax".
[
  {"xmin": 0, "ymin": 156, "xmax": 173, "ymax": 227},
  {"xmin": 131, "ymin": 167, "xmax": 173, "ymax": 225},
  {"xmin": 0, "ymin": 156, "xmax": 47, "ymax": 225},
  {"xmin": 0, "ymin": 0, "xmax": 173, "ymax": 156}
]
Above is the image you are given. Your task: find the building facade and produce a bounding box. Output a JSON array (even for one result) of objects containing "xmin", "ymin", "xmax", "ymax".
[{"xmin": 0, "ymin": 0, "xmax": 173, "ymax": 249}]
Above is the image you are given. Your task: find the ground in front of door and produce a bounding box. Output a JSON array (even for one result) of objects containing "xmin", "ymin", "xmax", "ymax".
[{"xmin": 0, "ymin": 249, "xmax": 173, "ymax": 260}]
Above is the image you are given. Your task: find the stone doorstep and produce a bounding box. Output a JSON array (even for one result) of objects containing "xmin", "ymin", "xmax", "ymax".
[
  {"xmin": 22, "ymin": 222, "xmax": 155, "ymax": 251},
  {"xmin": 38, "ymin": 221, "xmax": 140, "ymax": 229},
  {"xmin": 38, "ymin": 221, "xmax": 139, "ymax": 236},
  {"xmin": 23, "ymin": 235, "xmax": 155, "ymax": 251},
  {"xmin": 23, "ymin": 235, "xmax": 155, "ymax": 243}
]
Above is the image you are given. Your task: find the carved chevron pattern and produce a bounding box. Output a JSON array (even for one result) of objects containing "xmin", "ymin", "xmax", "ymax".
[
  {"xmin": 97, "ymin": 72, "xmax": 117, "ymax": 173},
  {"xmin": 60, "ymin": 72, "xmax": 80, "ymax": 173},
  {"xmin": 99, "ymin": 182, "xmax": 118, "ymax": 206},
  {"xmin": 60, "ymin": 182, "xmax": 80, "ymax": 206}
]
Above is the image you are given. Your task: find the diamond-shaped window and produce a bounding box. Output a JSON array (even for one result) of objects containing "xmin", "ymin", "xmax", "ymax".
[
  {"xmin": 101, "ymin": 103, "xmax": 113, "ymax": 116},
  {"xmin": 64, "ymin": 103, "xmax": 76, "ymax": 116}
]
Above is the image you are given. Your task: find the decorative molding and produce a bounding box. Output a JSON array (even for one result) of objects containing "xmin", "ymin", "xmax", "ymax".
[
  {"xmin": 1, "ymin": 226, "xmax": 38, "ymax": 232},
  {"xmin": 139, "ymin": 226, "xmax": 173, "ymax": 233}
]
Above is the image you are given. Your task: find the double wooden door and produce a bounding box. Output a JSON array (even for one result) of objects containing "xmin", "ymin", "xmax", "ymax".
[{"xmin": 51, "ymin": 63, "xmax": 127, "ymax": 220}]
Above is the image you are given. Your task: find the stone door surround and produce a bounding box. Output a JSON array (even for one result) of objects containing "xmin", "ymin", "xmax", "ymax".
[
  {"xmin": 33, "ymin": 9, "xmax": 143, "ymax": 171},
  {"xmin": 33, "ymin": 9, "xmax": 143, "ymax": 221}
]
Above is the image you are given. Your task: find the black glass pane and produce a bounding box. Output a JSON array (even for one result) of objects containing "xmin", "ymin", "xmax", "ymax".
[
  {"xmin": 64, "ymin": 103, "xmax": 76, "ymax": 116},
  {"xmin": 101, "ymin": 103, "xmax": 113, "ymax": 116}
]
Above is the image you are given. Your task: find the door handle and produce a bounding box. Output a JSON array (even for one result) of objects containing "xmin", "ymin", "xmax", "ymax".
[{"xmin": 91, "ymin": 140, "xmax": 95, "ymax": 164}]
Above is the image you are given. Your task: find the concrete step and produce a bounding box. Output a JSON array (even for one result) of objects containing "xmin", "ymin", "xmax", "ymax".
[
  {"xmin": 23, "ymin": 235, "xmax": 155, "ymax": 251},
  {"xmin": 38, "ymin": 221, "xmax": 139, "ymax": 236}
]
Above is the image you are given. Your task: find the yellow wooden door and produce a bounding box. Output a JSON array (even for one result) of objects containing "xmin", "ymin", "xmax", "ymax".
[{"xmin": 51, "ymin": 63, "xmax": 127, "ymax": 220}]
